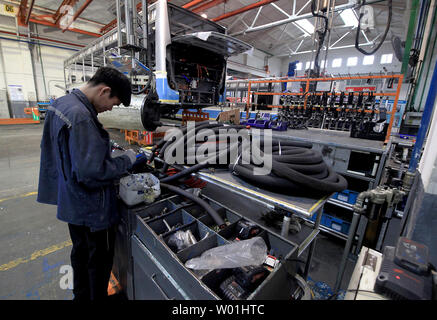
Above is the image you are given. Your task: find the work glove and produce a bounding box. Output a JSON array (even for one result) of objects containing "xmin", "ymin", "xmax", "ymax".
[
  {"xmin": 124, "ymin": 149, "xmax": 137, "ymax": 165},
  {"xmin": 131, "ymin": 153, "xmax": 149, "ymax": 172}
]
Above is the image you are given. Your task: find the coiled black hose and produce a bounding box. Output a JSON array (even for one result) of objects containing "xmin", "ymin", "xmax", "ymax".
[
  {"xmin": 231, "ymin": 140, "xmax": 347, "ymax": 195},
  {"xmin": 153, "ymin": 122, "xmax": 347, "ymax": 196}
]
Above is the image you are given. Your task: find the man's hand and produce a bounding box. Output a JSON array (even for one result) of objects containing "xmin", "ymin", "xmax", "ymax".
[
  {"xmin": 124, "ymin": 149, "xmax": 137, "ymax": 164},
  {"xmin": 130, "ymin": 153, "xmax": 149, "ymax": 172},
  {"xmin": 134, "ymin": 153, "xmax": 148, "ymax": 165}
]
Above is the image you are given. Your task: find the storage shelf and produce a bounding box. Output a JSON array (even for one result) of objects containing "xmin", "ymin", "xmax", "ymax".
[
  {"xmin": 341, "ymin": 171, "xmax": 376, "ymax": 182},
  {"xmin": 327, "ymin": 198, "xmax": 355, "ymax": 211}
]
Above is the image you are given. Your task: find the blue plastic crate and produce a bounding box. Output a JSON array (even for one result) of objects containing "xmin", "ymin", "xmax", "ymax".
[
  {"xmin": 323, "ymin": 214, "xmax": 351, "ymax": 235},
  {"xmin": 333, "ymin": 189, "xmax": 359, "ymax": 204}
]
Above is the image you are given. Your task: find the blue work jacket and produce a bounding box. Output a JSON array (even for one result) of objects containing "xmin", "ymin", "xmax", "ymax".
[{"xmin": 37, "ymin": 89, "xmax": 132, "ymax": 231}]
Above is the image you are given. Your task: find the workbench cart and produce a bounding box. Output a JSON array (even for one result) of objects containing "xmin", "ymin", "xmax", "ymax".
[{"xmin": 112, "ymin": 166, "xmax": 328, "ymax": 300}]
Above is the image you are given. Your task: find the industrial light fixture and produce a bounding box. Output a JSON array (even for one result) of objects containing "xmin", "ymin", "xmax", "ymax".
[
  {"xmin": 201, "ymin": 13, "xmax": 208, "ymax": 19},
  {"xmin": 340, "ymin": 9, "xmax": 358, "ymax": 27},
  {"xmin": 293, "ymin": 19, "xmax": 314, "ymax": 36}
]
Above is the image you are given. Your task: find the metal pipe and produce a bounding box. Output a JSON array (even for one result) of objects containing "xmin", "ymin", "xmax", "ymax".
[
  {"xmin": 321, "ymin": 0, "xmax": 335, "ymax": 74},
  {"xmin": 408, "ymin": 59, "xmax": 437, "ymax": 172},
  {"xmin": 24, "ymin": 0, "xmax": 35, "ymax": 25},
  {"xmin": 0, "ymin": 29, "xmax": 84, "ymax": 48},
  {"xmin": 418, "ymin": 0, "xmax": 436, "ymax": 65},
  {"xmin": 155, "ymin": 0, "xmax": 171, "ymax": 73},
  {"xmin": 333, "ymin": 190, "xmax": 372, "ymax": 292},
  {"xmin": 401, "ymin": 0, "xmax": 419, "ymax": 75},
  {"xmin": 142, "ymin": 0, "xmax": 147, "ymax": 50},
  {"xmin": 124, "ymin": 0, "xmax": 134, "ymax": 45},
  {"xmin": 116, "ymin": 0, "xmax": 122, "ymax": 51}
]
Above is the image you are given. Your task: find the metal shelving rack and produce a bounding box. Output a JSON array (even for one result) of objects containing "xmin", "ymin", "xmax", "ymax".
[{"xmin": 244, "ymin": 74, "xmax": 404, "ymax": 143}]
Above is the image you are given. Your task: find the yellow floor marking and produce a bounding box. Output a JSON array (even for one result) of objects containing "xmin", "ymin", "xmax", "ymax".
[
  {"xmin": 0, "ymin": 240, "xmax": 72, "ymax": 271},
  {"xmin": 0, "ymin": 191, "xmax": 37, "ymax": 203}
]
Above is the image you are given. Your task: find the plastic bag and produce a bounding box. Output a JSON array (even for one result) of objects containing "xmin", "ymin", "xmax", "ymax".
[
  {"xmin": 119, "ymin": 173, "xmax": 160, "ymax": 205},
  {"xmin": 185, "ymin": 237, "xmax": 268, "ymax": 270},
  {"xmin": 167, "ymin": 230, "xmax": 197, "ymax": 252}
]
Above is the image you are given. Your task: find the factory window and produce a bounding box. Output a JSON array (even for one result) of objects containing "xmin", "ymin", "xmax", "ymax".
[
  {"xmin": 305, "ymin": 61, "xmax": 314, "ymax": 69},
  {"xmin": 363, "ymin": 55, "xmax": 374, "ymax": 65},
  {"xmin": 321, "ymin": 60, "xmax": 328, "ymax": 68},
  {"xmin": 332, "ymin": 58, "xmax": 342, "ymax": 68},
  {"xmin": 380, "ymin": 54, "xmax": 393, "ymax": 64},
  {"xmin": 296, "ymin": 62, "xmax": 303, "ymax": 70},
  {"xmin": 347, "ymin": 57, "xmax": 358, "ymax": 66}
]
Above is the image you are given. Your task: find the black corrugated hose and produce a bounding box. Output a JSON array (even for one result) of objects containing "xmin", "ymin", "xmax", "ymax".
[
  {"xmin": 153, "ymin": 122, "xmax": 347, "ymax": 196},
  {"xmin": 231, "ymin": 139, "xmax": 348, "ymax": 195},
  {"xmin": 160, "ymin": 183, "xmax": 226, "ymax": 228}
]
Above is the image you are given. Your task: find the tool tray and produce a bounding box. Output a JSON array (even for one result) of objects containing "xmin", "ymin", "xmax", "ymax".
[{"xmin": 130, "ymin": 195, "xmax": 299, "ymax": 300}]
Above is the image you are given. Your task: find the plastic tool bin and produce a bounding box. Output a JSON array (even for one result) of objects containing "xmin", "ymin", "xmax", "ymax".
[
  {"xmin": 114, "ymin": 195, "xmax": 300, "ymax": 300},
  {"xmin": 309, "ymin": 211, "xmax": 351, "ymax": 236},
  {"xmin": 332, "ymin": 189, "xmax": 359, "ymax": 204}
]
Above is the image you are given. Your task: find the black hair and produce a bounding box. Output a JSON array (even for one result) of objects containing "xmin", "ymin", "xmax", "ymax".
[{"xmin": 88, "ymin": 67, "xmax": 131, "ymax": 106}]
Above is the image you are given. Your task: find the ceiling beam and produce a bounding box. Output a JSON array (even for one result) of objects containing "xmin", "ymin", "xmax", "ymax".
[
  {"xmin": 62, "ymin": 0, "xmax": 94, "ymax": 32},
  {"xmin": 275, "ymin": 40, "xmax": 391, "ymax": 58},
  {"xmin": 29, "ymin": 17, "xmax": 100, "ymax": 37},
  {"xmin": 53, "ymin": 0, "xmax": 70, "ymax": 24},
  {"xmin": 17, "ymin": 0, "xmax": 28, "ymax": 26},
  {"xmin": 182, "ymin": 0, "xmax": 209, "ymax": 9},
  {"xmin": 192, "ymin": 0, "xmax": 226, "ymax": 14},
  {"xmin": 230, "ymin": 0, "xmax": 386, "ymax": 37},
  {"xmin": 212, "ymin": 0, "xmax": 278, "ymax": 22}
]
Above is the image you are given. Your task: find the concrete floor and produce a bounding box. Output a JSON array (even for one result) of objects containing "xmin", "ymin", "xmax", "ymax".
[
  {"xmin": 0, "ymin": 123, "xmax": 354, "ymax": 300},
  {"xmin": 0, "ymin": 124, "xmax": 72, "ymax": 300}
]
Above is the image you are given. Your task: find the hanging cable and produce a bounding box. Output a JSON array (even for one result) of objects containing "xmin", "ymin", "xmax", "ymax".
[
  {"xmin": 311, "ymin": 0, "xmax": 329, "ymax": 76},
  {"xmin": 355, "ymin": 0, "xmax": 392, "ymax": 55}
]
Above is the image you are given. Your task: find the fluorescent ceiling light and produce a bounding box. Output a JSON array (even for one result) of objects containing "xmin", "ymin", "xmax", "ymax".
[
  {"xmin": 293, "ymin": 19, "xmax": 314, "ymax": 36},
  {"xmin": 340, "ymin": 9, "xmax": 358, "ymax": 27}
]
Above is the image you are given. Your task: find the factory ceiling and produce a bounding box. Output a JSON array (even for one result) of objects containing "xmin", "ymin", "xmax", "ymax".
[{"xmin": 6, "ymin": 0, "xmax": 408, "ymax": 57}]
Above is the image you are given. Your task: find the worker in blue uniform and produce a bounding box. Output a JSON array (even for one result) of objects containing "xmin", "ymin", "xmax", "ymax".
[{"xmin": 37, "ymin": 67, "xmax": 137, "ymax": 300}]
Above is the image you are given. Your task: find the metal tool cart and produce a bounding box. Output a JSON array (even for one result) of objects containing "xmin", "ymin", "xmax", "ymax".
[{"xmin": 112, "ymin": 163, "xmax": 328, "ymax": 300}]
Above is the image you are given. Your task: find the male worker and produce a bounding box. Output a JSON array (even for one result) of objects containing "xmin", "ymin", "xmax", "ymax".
[{"xmin": 37, "ymin": 67, "xmax": 137, "ymax": 300}]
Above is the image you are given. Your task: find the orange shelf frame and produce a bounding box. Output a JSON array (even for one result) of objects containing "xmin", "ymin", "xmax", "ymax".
[
  {"xmin": 0, "ymin": 118, "xmax": 40, "ymax": 125},
  {"xmin": 245, "ymin": 74, "xmax": 404, "ymax": 143}
]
